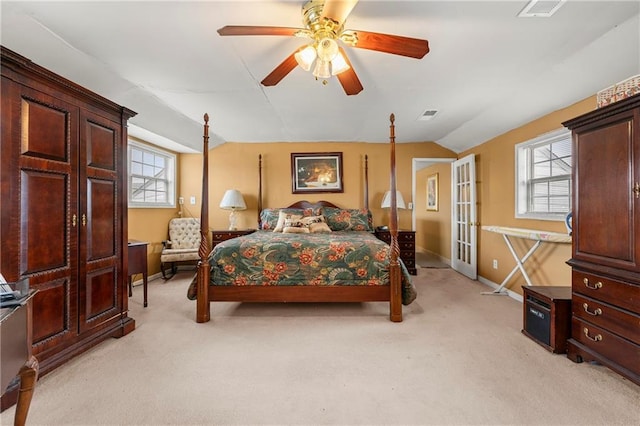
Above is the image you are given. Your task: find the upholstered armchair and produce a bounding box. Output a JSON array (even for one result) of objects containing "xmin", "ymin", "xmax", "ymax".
[{"xmin": 160, "ymin": 217, "xmax": 201, "ymax": 279}]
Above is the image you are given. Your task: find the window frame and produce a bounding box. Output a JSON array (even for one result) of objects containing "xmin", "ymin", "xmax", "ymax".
[
  {"xmin": 515, "ymin": 128, "xmax": 572, "ymax": 221},
  {"xmin": 127, "ymin": 140, "xmax": 176, "ymax": 209}
]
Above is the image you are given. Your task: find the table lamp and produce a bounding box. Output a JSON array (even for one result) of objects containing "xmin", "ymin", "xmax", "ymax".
[{"xmin": 219, "ymin": 189, "xmax": 246, "ymax": 230}]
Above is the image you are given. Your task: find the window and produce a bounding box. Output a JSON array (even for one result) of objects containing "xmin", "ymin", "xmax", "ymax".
[
  {"xmin": 128, "ymin": 140, "xmax": 176, "ymax": 208},
  {"xmin": 516, "ymin": 129, "xmax": 571, "ymax": 221}
]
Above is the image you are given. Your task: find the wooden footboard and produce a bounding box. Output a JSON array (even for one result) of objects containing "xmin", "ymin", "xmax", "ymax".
[{"xmin": 195, "ymin": 113, "xmax": 402, "ymax": 322}]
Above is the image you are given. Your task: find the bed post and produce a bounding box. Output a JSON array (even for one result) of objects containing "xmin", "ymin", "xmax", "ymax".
[
  {"xmin": 388, "ymin": 114, "xmax": 402, "ymax": 322},
  {"xmin": 196, "ymin": 113, "xmax": 211, "ymax": 323},
  {"xmin": 364, "ymin": 154, "xmax": 369, "ymax": 210},
  {"xmin": 258, "ymin": 154, "xmax": 263, "ymax": 227}
]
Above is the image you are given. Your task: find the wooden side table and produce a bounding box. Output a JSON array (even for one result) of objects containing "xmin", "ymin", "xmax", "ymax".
[
  {"xmin": 522, "ymin": 286, "xmax": 572, "ymax": 354},
  {"xmin": 373, "ymin": 229, "xmax": 417, "ymax": 275},
  {"xmin": 1, "ymin": 291, "xmax": 38, "ymax": 425},
  {"xmin": 212, "ymin": 229, "xmax": 256, "ymax": 248},
  {"xmin": 128, "ymin": 241, "xmax": 148, "ymax": 307}
]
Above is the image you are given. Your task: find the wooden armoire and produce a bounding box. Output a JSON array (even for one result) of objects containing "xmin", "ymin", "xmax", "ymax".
[
  {"xmin": 1, "ymin": 46, "xmax": 136, "ymax": 396},
  {"xmin": 563, "ymin": 92, "xmax": 640, "ymax": 386}
]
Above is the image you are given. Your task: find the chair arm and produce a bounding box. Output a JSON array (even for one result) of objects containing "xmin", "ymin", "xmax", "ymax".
[{"xmin": 162, "ymin": 240, "xmax": 173, "ymax": 249}]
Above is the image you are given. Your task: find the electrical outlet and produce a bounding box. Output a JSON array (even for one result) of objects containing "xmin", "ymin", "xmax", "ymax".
[
  {"xmin": 408, "ymin": 202, "xmax": 413, "ymax": 210},
  {"xmin": 492, "ymin": 259, "xmax": 498, "ymax": 269},
  {"xmin": 178, "ymin": 196, "xmax": 184, "ymax": 205},
  {"xmin": 190, "ymin": 196, "xmax": 196, "ymax": 205}
]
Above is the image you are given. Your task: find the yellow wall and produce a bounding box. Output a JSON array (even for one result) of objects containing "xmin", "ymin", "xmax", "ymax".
[
  {"xmin": 408, "ymin": 96, "xmax": 596, "ymax": 294},
  {"xmin": 180, "ymin": 141, "xmax": 456, "ymax": 232},
  {"xmin": 127, "ymin": 137, "xmax": 181, "ymax": 275},
  {"xmin": 415, "ymin": 163, "xmax": 452, "ymax": 257}
]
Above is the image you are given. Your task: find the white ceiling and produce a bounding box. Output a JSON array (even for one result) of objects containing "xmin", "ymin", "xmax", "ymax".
[{"xmin": 2, "ymin": 1, "xmax": 639, "ymax": 154}]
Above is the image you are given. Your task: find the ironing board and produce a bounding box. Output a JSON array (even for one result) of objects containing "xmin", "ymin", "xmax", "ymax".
[{"xmin": 482, "ymin": 226, "xmax": 571, "ymax": 295}]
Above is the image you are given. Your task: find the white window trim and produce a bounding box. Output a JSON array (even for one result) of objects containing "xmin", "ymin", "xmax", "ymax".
[
  {"xmin": 128, "ymin": 140, "xmax": 176, "ymax": 208},
  {"xmin": 515, "ymin": 128, "xmax": 571, "ymax": 221}
]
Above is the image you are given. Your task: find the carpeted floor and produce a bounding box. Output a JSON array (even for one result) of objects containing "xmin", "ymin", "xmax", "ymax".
[
  {"xmin": 2, "ymin": 268, "xmax": 639, "ymax": 425},
  {"xmin": 416, "ymin": 251, "xmax": 449, "ymax": 268}
]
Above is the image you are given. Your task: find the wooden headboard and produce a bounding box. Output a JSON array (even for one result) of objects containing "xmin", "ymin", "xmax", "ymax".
[{"xmin": 287, "ymin": 200, "xmax": 339, "ymax": 210}]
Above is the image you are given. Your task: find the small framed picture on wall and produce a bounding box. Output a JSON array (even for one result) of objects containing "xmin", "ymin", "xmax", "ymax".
[{"xmin": 426, "ymin": 173, "xmax": 439, "ymax": 211}]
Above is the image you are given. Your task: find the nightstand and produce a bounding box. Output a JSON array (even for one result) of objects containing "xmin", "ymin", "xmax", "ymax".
[
  {"xmin": 374, "ymin": 229, "xmax": 417, "ymax": 275},
  {"xmin": 128, "ymin": 240, "xmax": 148, "ymax": 307},
  {"xmin": 212, "ymin": 229, "xmax": 256, "ymax": 248}
]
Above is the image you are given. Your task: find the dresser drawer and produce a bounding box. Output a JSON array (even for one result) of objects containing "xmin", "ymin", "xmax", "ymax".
[
  {"xmin": 398, "ymin": 232, "xmax": 415, "ymax": 242},
  {"xmin": 573, "ymin": 293, "xmax": 640, "ymax": 345},
  {"xmin": 571, "ymin": 317, "xmax": 640, "ymax": 374},
  {"xmin": 399, "ymin": 242, "xmax": 415, "ymax": 251},
  {"xmin": 572, "ymin": 270, "xmax": 640, "ymax": 312},
  {"xmin": 401, "ymin": 257, "xmax": 416, "ymax": 269}
]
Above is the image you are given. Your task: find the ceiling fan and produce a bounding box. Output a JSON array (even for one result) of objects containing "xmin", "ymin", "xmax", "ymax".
[{"xmin": 217, "ymin": 0, "xmax": 430, "ymax": 96}]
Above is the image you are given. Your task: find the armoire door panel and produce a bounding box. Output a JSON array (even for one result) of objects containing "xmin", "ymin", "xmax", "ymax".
[
  {"xmin": 86, "ymin": 120, "xmax": 116, "ymax": 171},
  {"xmin": 19, "ymin": 170, "xmax": 68, "ymax": 274},
  {"xmin": 79, "ymin": 267, "xmax": 118, "ymax": 332},
  {"xmin": 20, "ymin": 97, "xmax": 69, "ymax": 162},
  {"xmin": 31, "ymin": 278, "xmax": 72, "ymax": 346},
  {"xmin": 575, "ymin": 118, "xmax": 635, "ymax": 266},
  {"xmin": 86, "ymin": 178, "xmax": 116, "ymax": 260}
]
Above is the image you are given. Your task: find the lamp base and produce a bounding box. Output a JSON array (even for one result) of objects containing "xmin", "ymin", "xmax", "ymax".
[{"xmin": 228, "ymin": 210, "xmax": 238, "ymax": 231}]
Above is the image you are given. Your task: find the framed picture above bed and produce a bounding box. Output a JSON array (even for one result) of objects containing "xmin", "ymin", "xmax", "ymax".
[{"xmin": 291, "ymin": 152, "xmax": 344, "ymax": 194}]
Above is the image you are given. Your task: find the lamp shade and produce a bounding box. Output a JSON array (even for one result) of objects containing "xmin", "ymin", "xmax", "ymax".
[
  {"xmin": 219, "ymin": 189, "xmax": 246, "ymax": 210},
  {"xmin": 381, "ymin": 190, "xmax": 406, "ymax": 209}
]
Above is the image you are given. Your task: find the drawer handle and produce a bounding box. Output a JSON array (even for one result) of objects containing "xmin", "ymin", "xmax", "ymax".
[
  {"xmin": 583, "ymin": 278, "xmax": 603, "ymax": 290},
  {"xmin": 582, "ymin": 303, "xmax": 602, "ymax": 316},
  {"xmin": 583, "ymin": 328, "xmax": 602, "ymax": 342}
]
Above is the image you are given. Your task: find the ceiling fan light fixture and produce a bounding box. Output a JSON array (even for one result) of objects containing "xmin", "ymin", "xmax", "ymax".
[
  {"xmin": 330, "ymin": 51, "xmax": 350, "ymax": 75},
  {"xmin": 313, "ymin": 59, "xmax": 331, "ymax": 79},
  {"xmin": 316, "ymin": 37, "xmax": 339, "ymax": 62},
  {"xmin": 295, "ymin": 45, "xmax": 317, "ymax": 71}
]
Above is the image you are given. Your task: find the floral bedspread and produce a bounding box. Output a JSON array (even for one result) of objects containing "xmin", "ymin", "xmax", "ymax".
[{"xmin": 187, "ymin": 231, "xmax": 417, "ymax": 305}]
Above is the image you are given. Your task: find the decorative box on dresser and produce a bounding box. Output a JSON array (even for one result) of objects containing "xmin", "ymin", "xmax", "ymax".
[
  {"xmin": 563, "ymin": 93, "xmax": 640, "ymax": 386},
  {"xmin": 374, "ymin": 229, "xmax": 417, "ymax": 275},
  {"xmin": 212, "ymin": 230, "xmax": 256, "ymax": 248},
  {"xmin": 0, "ymin": 45, "xmax": 137, "ymax": 398}
]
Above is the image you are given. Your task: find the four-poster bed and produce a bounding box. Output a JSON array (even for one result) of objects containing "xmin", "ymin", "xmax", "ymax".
[{"xmin": 191, "ymin": 114, "xmax": 412, "ymax": 323}]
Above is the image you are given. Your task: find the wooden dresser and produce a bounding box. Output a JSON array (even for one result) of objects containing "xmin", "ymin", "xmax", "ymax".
[
  {"xmin": 374, "ymin": 229, "xmax": 417, "ymax": 275},
  {"xmin": 1, "ymin": 47, "xmax": 136, "ymax": 382},
  {"xmin": 563, "ymin": 93, "xmax": 640, "ymax": 386}
]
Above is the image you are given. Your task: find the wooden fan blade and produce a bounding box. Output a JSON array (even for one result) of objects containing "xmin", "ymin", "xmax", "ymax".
[
  {"xmin": 261, "ymin": 51, "xmax": 299, "ymax": 87},
  {"xmin": 321, "ymin": 0, "xmax": 359, "ymax": 24},
  {"xmin": 217, "ymin": 26, "xmax": 301, "ymax": 37},
  {"xmin": 351, "ymin": 30, "xmax": 429, "ymax": 59},
  {"xmin": 336, "ymin": 47, "xmax": 363, "ymax": 96}
]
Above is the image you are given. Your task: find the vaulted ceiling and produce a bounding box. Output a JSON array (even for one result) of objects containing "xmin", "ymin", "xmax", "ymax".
[{"xmin": 2, "ymin": 1, "xmax": 639, "ymax": 153}]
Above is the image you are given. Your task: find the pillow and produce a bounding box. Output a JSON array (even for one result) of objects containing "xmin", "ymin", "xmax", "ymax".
[
  {"xmin": 260, "ymin": 208, "xmax": 311, "ymax": 231},
  {"xmin": 282, "ymin": 217, "xmax": 310, "ymax": 234},
  {"xmin": 323, "ymin": 207, "xmax": 373, "ymax": 232},
  {"xmin": 301, "ymin": 215, "xmax": 332, "ymax": 233},
  {"xmin": 259, "ymin": 208, "xmax": 283, "ymax": 231},
  {"xmin": 273, "ymin": 210, "xmax": 304, "ymax": 232}
]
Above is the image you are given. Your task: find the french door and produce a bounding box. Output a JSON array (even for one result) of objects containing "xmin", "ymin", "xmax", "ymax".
[{"xmin": 451, "ymin": 154, "xmax": 478, "ymax": 279}]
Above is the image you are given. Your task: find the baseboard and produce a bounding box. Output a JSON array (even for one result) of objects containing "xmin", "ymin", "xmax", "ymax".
[
  {"xmin": 130, "ymin": 268, "xmax": 194, "ymax": 287},
  {"xmin": 477, "ymin": 275, "xmax": 523, "ymax": 303}
]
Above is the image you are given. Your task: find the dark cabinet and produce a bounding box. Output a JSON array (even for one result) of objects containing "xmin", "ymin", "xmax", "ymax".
[
  {"xmin": 563, "ymin": 93, "xmax": 640, "ymax": 386},
  {"xmin": 1, "ymin": 46, "xmax": 136, "ymax": 380},
  {"xmin": 374, "ymin": 230, "xmax": 417, "ymax": 275}
]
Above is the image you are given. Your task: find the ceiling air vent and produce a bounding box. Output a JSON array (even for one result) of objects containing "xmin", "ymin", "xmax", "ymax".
[
  {"xmin": 518, "ymin": 0, "xmax": 566, "ymax": 17},
  {"xmin": 418, "ymin": 109, "xmax": 438, "ymax": 121}
]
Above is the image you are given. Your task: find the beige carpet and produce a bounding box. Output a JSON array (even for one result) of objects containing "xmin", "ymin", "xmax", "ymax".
[{"xmin": 2, "ymin": 268, "xmax": 639, "ymax": 425}]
